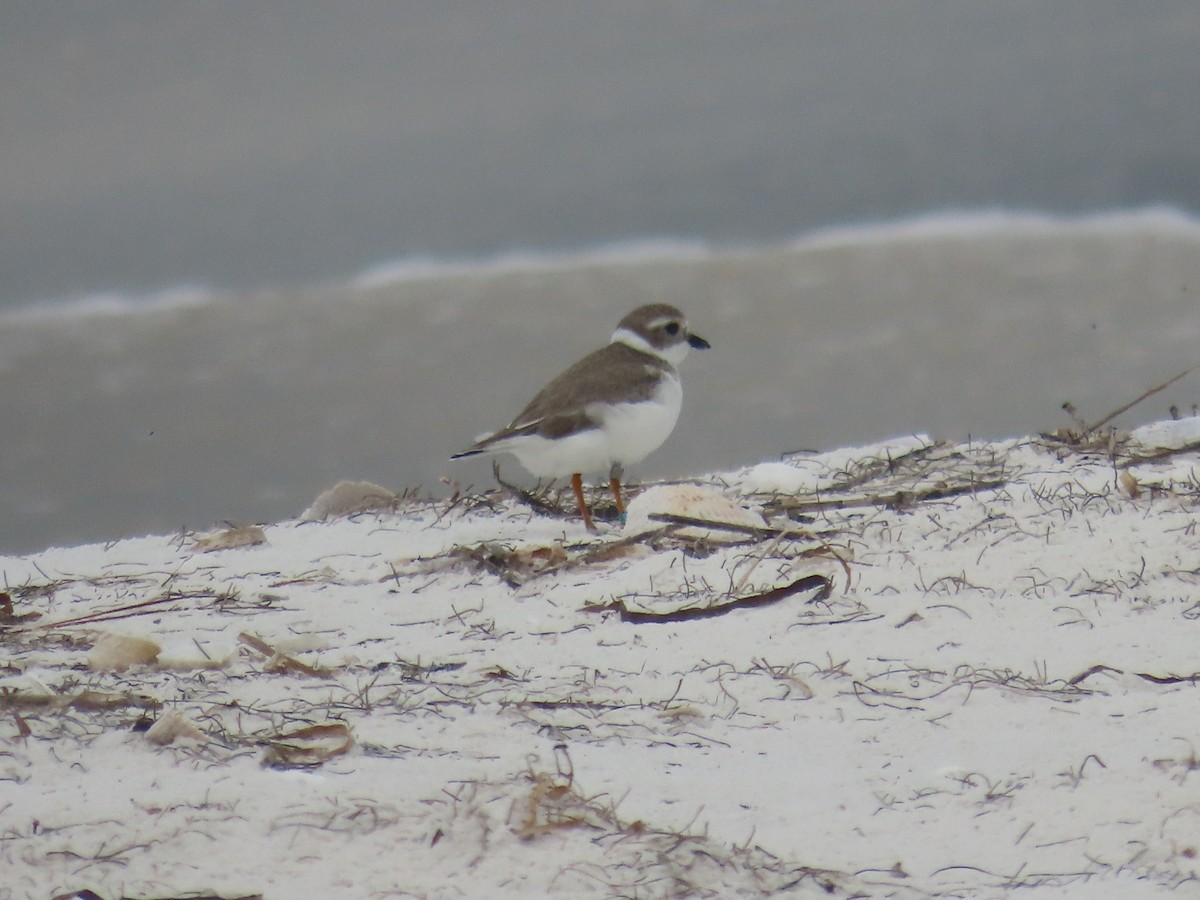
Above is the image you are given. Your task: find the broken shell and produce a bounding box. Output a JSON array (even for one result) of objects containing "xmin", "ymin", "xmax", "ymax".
[
  {"xmin": 87, "ymin": 632, "xmax": 161, "ymax": 672},
  {"xmin": 623, "ymin": 484, "xmax": 767, "ymax": 542}
]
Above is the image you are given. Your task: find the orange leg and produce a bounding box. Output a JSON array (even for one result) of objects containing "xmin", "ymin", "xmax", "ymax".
[
  {"xmin": 608, "ymin": 475, "xmax": 625, "ymax": 517},
  {"xmin": 608, "ymin": 463, "xmax": 626, "ymax": 522},
  {"xmin": 571, "ymin": 472, "xmax": 597, "ymax": 533}
]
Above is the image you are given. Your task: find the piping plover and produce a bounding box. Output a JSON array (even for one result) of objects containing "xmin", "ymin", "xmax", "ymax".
[{"xmin": 452, "ymin": 303, "xmax": 710, "ymax": 531}]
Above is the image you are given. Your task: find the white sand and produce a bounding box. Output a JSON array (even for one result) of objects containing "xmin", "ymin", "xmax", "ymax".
[{"xmin": 4, "ymin": 422, "xmax": 1200, "ymax": 899}]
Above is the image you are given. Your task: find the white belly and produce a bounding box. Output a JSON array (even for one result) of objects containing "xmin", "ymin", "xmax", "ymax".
[{"xmin": 508, "ymin": 373, "xmax": 683, "ymax": 478}]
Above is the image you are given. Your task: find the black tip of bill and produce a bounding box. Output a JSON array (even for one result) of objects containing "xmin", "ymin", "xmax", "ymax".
[{"xmin": 688, "ymin": 333, "xmax": 711, "ymax": 350}]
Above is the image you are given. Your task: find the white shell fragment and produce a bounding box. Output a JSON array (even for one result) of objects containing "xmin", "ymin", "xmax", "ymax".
[
  {"xmin": 87, "ymin": 632, "xmax": 161, "ymax": 672},
  {"xmin": 192, "ymin": 524, "xmax": 267, "ymax": 552},
  {"xmin": 302, "ymin": 479, "xmax": 399, "ymax": 520},
  {"xmin": 622, "ymin": 484, "xmax": 766, "ymax": 541},
  {"xmin": 144, "ymin": 710, "xmax": 207, "ymax": 746},
  {"xmin": 262, "ymin": 722, "xmax": 355, "ymax": 768}
]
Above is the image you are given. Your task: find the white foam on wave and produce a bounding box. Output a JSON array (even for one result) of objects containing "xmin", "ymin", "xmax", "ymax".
[
  {"xmin": 7, "ymin": 206, "xmax": 1199, "ymax": 325},
  {"xmin": 792, "ymin": 206, "xmax": 1200, "ymax": 252},
  {"xmin": 355, "ymin": 206, "xmax": 1200, "ymax": 289},
  {"xmin": 2, "ymin": 284, "xmax": 219, "ymax": 326},
  {"xmin": 350, "ymin": 237, "xmax": 717, "ymax": 289}
]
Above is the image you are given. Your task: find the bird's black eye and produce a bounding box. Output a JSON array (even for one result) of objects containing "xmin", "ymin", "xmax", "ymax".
[{"xmin": 664, "ymin": 322, "xmax": 680, "ymax": 336}]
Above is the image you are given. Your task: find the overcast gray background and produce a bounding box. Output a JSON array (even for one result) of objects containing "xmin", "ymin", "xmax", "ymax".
[{"xmin": 3, "ymin": 2, "xmax": 1200, "ymax": 307}]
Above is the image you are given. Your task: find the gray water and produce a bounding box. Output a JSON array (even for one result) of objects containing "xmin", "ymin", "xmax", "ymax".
[
  {"xmin": 2, "ymin": 211, "xmax": 1198, "ymax": 555},
  {"xmin": 3, "ymin": 2, "xmax": 1200, "ymax": 306}
]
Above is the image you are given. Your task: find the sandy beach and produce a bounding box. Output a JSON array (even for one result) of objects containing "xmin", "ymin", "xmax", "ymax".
[{"xmin": 4, "ymin": 419, "xmax": 1200, "ymax": 898}]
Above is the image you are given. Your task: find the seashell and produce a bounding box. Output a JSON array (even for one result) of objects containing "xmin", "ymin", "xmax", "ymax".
[
  {"xmin": 87, "ymin": 632, "xmax": 161, "ymax": 672},
  {"xmin": 302, "ymin": 479, "xmax": 398, "ymax": 520},
  {"xmin": 623, "ymin": 484, "xmax": 766, "ymax": 542}
]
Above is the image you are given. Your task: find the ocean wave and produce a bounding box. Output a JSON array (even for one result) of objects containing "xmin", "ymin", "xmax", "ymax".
[
  {"xmin": 1, "ymin": 284, "xmax": 220, "ymax": 326},
  {"xmin": 349, "ymin": 237, "xmax": 718, "ymax": 289},
  {"xmin": 792, "ymin": 205, "xmax": 1200, "ymax": 251},
  {"xmin": 6, "ymin": 207, "xmax": 1198, "ymax": 324},
  {"xmin": 345, "ymin": 206, "xmax": 1200, "ymax": 289}
]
